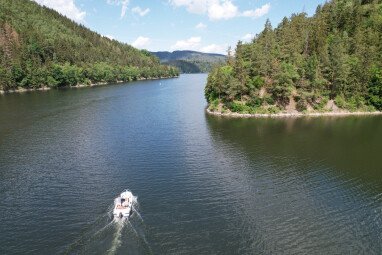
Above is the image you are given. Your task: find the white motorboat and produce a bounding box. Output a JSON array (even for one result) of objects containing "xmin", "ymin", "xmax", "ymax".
[{"xmin": 113, "ymin": 190, "xmax": 134, "ymax": 219}]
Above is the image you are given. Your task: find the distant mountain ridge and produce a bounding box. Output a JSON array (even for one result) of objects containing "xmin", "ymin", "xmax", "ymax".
[
  {"xmin": 151, "ymin": 50, "xmax": 226, "ymax": 73},
  {"xmin": 153, "ymin": 50, "xmax": 226, "ymax": 62}
]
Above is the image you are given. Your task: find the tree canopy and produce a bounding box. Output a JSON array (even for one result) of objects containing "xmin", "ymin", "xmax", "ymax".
[
  {"xmin": 205, "ymin": 0, "xmax": 382, "ymax": 113},
  {"xmin": 0, "ymin": 0, "xmax": 178, "ymax": 91}
]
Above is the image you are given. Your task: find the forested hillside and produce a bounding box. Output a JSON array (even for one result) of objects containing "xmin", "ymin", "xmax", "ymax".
[
  {"xmin": 152, "ymin": 51, "xmax": 226, "ymax": 73},
  {"xmin": 0, "ymin": 0, "xmax": 178, "ymax": 91},
  {"xmin": 205, "ymin": 0, "xmax": 382, "ymax": 114},
  {"xmin": 165, "ymin": 60, "xmax": 203, "ymax": 73}
]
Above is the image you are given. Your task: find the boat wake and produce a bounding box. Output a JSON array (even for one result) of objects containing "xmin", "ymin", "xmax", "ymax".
[
  {"xmin": 106, "ymin": 220, "xmax": 123, "ymax": 255},
  {"xmin": 63, "ymin": 194, "xmax": 151, "ymax": 255}
]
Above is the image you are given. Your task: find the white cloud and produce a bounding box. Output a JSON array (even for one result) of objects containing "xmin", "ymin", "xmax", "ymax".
[
  {"xmin": 169, "ymin": 0, "xmax": 270, "ymax": 20},
  {"xmin": 107, "ymin": 0, "xmax": 130, "ymax": 18},
  {"xmin": 169, "ymin": 0, "xmax": 208, "ymax": 14},
  {"xmin": 200, "ymin": 44, "xmax": 226, "ymax": 54},
  {"xmin": 242, "ymin": 3, "xmax": 270, "ymax": 18},
  {"xmin": 242, "ymin": 33, "xmax": 254, "ymax": 42},
  {"xmin": 170, "ymin": 36, "xmax": 226, "ymax": 54},
  {"xmin": 195, "ymin": 22, "xmax": 207, "ymax": 29},
  {"xmin": 171, "ymin": 37, "xmax": 201, "ymax": 51},
  {"xmin": 132, "ymin": 6, "xmax": 150, "ymax": 16},
  {"xmin": 131, "ymin": 36, "xmax": 151, "ymax": 49},
  {"xmin": 32, "ymin": 0, "xmax": 86, "ymax": 22},
  {"xmin": 207, "ymin": 0, "xmax": 238, "ymax": 20}
]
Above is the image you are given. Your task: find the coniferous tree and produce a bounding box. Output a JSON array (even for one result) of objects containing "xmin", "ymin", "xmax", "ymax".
[
  {"xmin": 0, "ymin": 0, "xmax": 179, "ymax": 91},
  {"xmin": 205, "ymin": 0, "xmax": 382, "ymax": 113}
]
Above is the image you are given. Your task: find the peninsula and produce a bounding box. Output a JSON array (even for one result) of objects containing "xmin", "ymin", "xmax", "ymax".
[{"xmin": 205, "ymin": 0, "xmax": 382, "ymax": 117}]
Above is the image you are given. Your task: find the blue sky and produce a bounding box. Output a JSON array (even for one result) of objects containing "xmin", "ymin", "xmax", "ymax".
[{"xmin": 33, "ymin": 0, "xmax": 327, "ymax": 54}]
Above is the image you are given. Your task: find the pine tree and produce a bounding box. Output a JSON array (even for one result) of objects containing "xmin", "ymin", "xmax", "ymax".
[{"xmin": 205, "ymin": 0, "xmax": 382, "ymax": 113}]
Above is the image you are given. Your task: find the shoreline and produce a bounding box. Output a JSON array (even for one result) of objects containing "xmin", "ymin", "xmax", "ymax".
[
  {"xmin": 0, "ymin": 86, "xmax": 51, "ymax": 94},
  {"xmin": 0, "ymin": 76, "xmax": 179, "ymax": 95},
  {"xmin": 206, "ymin": 108, "xmax": 382, "ymax": 118}
]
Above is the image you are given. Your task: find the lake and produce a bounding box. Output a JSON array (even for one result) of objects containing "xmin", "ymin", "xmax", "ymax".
[{"xmin": 0, "ymin": 74, "xmax": 381, "ymax": 254}]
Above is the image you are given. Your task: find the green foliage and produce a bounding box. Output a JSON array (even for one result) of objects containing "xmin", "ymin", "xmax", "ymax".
[
  {"xmin": 346, "ymin": 96, "xmax": 365, "ymax": 112},
  {"xmin": 367, "ymin": 67, "xmax": 382, "ymax": 110},
  {"xmin": 248, "ymin": 76, "xmax": 264, "ymax": 90},
  {"xmin": 205, "ymin": 0, "xmax": 382, "ymax": 113},
  {"xmin": 209, "ymin": 98, "xmax": 220, "ymax": 111},
  {"xmin": 295, "ymin": 95, "xmax": 308, "ymax": 112},
  {"xmin": 264, "ymin": 95, "xmax": 275, "ymax": 105},
  {"xmin": 0, "ymin": 0, "xmax": 179, "ymax": 90},
  {"xmin": 312, "ymin": 96, "xmax": 329, "ymax": 111},
  {"xmin": 228, "ymin": 101, "xmax": 249, "ymax": 113},
  {"xmin": 0, "ymin": 67, "xmax": 13, "ymax": 90},
  {"xmin": 246, "ymin": 97, "xmax": 263, "ymax": 108},
  {"xmin": 270, "ymin": 85, "xmax": 292, "ymax": 106},
  {"xmin": 205, "ymin": 65, "xmax": 237, "ymax": 102},
  {"xmin": 165, "ymin": 60, "xmax": 202, "ymax": 73},
  {"xmin": 268, "ymin": 106, "xmax": 281, "ymax": 114},
  {"xmin": 334, "ymin": 95, "xmax": 347, "ymax": 109},
  {"xmin": 335, "ymin": 94, "xmax": 365, "ymax": 111}
]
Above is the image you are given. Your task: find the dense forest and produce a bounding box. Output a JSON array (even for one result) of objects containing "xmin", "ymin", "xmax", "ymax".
[
  {"xmin": 205, "ymin": 0, "xmax": 382, "ymax": 114},
  {"xmin": 152, "ymin": 51, "xmax": 226, "ymax": 73},
  {"xmin": 165, "ymin": 60, "xmax": 203, "ymax": 73},
  {"xmin": 0, "ymin": 0, "xmax": 178, "ymax": 91}
]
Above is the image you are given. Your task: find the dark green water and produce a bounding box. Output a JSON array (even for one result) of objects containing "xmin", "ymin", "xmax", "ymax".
[{"xmin": 0, "ymin": 74, "xmax": 381, "ymax": 254}]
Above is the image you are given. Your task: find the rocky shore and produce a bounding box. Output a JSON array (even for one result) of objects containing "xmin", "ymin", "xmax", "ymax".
[{"xmin": 206, "ymin": 108, "xmax": 382, "ymax": 118}]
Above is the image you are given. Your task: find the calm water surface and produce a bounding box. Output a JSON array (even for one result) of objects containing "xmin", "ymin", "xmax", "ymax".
[{"xmin": 0, "ymin": 74, "xmax": 381, "ymax": 254}]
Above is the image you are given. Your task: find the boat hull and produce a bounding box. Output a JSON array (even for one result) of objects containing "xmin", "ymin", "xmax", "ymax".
[{"xmin": 113, "ymin": 190, "xmax": 134, "ymax": 218}]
